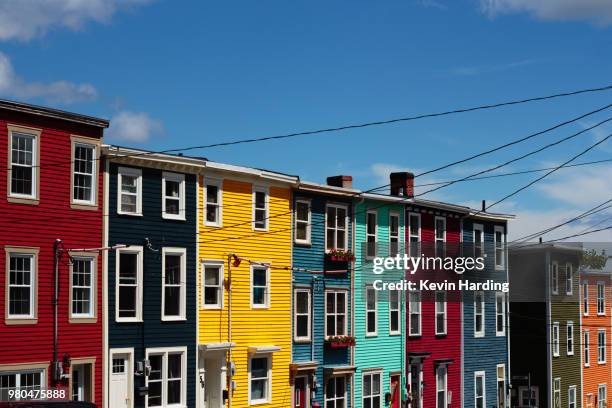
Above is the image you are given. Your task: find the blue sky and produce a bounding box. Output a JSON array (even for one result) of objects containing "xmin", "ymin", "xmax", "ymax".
[{"xmin": 1, "ymin": 0, "xmax": 612, "ymax": 240}]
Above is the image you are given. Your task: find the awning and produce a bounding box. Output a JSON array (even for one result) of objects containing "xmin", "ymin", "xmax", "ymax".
[
  {"xmin": 248, "ymin": 346, "xmax": 281, "ymax": 354},
  {"xmin": 434, "ymin": 358, "xmax": 454, "ymax": 367},
  {"xmin": 324, "ymin": 365, "xmax": 356, "ymax": 376},
  {"xmin": 198, "ymin": 342, "xmax": 236, "ymax": 351},
  {"xmin": 408, "ymin": 352, "xmax": 431, "ymax": 361},
  {"xmin": 290, "ymin": 361, "xmax": 319, "ymax": 372}
]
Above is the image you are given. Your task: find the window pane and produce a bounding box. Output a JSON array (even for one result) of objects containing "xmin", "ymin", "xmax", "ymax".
[
  {"xmin": 164, "ymin": 287, "xmax": 180, "ymax": 316},
  {"xmin": 253, "ymin": 269, "xmax": 267, "ymax": 286},
  {"xmin": 165, "ymin": 255, "xmax": 181, "ymax": 285},
  {"xmin": 118, "ymin": 287, "xmax": 136, "ymax": 317},
  {"xmin": 296, "ymin": 292, "xmax": 308, "ymax": 314}
]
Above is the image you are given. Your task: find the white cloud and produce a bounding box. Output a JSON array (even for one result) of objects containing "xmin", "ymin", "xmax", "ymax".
[
  {"xmin": 480, "ymin": 0, "xmax": 612, "ymax": 26},
  {"xmin": 107, "ymin": 111, "xmax": 163, "ymax": 143},
  {"xmin": 536, "ymin": 164, "xmax": 612, "ymax": 207},
  {"xmin": 447, "ymin": 59, "xmax": 537, "ymax": 77},
  {"xmin": 0, "ymin": 51, "xmax": 97, "ymax": 103},
  {"xmin": 414, "ymin": 0, "xmax": 448, "ymax": 11},
  {"xmin": 0, "ymin": 0, "xmax": 153, "ymax": 41}
]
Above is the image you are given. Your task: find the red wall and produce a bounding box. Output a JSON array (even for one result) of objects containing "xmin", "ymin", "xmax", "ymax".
[{"xmin": 0, "ymin": 111, "xmax": 104, "ymax": 404}]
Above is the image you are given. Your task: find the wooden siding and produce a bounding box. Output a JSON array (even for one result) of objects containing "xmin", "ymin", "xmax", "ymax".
[{"xmin": 198, "ymin": 177, "xmax": 293, "ymax": 407}]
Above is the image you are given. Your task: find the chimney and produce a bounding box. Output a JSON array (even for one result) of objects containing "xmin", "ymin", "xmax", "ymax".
[
  {"xmin": 327, "ymin": 175, "xmax": 353, "ymax": 189},
  {"xmin": 390, "ymin": 172, "xmax": 414, "ymax": 198},
  {"xmin": 481, "ymin": 200, "xmax": 486, "ymax": 212}
]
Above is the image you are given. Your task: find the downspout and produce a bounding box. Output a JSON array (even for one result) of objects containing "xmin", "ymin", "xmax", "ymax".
[
  {"xmin": 351, "ymin": 197, "xmax": 363, "ymax": 408},
  {"xmin": 53, "ymin": 238, "xmax": 62, "ymax": 384},
  {"xmin": 103, "ymin": 159, "xmax": 110, "ymax": 408},
  {"xmin": 546, "ymin": 250, "xmax": 552, "ymax": 408},
  {"xmin": 227, "ymin": 253, "xmax": 233, "ymax": 408}
]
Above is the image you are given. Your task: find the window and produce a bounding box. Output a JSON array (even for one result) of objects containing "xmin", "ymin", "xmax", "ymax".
[
  {"xmin": 70, "ymin": 256, "xmax": 95, "ymax": 318},
  {"xmin": 326, "ymin": 291, "xmax": 347, "ymax": 337},
  {"xmin": 366, "ymin": 286, "xmax": 377, "ymax": 336},
  {"xmin": 598, "ymin": 384, "xmax": 607, "ymax": 408},
  {"xmin": 553, "ymin": 378, "xmax": 560, "ymax": 408},
  {"xmin": 7, "ymin": 251, "xmax": 36, "ymax": 319},
  {"xmin": 204, "ymin": 180, "xmax": 222, "ymax": 226},
  {"xmin": 117, "ymin": 167, "xmax": 142, "ymax": 215},
  {"xmin": 146, "ymin": 348, "xmax": 186, "ymax": 408},
  {"xmin": 473, "ymin": 224, "xmax": 484, "ymax": 257},
  {"xmin": 162, "ymin": 172, "xmax": 185, "ymax": 220},
  {"xmin": 203, "ymin": 262, "xmax": 223, "ymax": 309},
  {"xmin": 0, "ymin": 370, "xmax": 43, "ymax": 401},
  {"xmin": 409, "ymin": 291, "xmax": 421, "ymax": 336},
  {"xmin": 253, "ymin": 187, "xmax": 269, "ymax": 230},
  {"xmin": 520, "ymin": 387, "xmax": 538, "ymax": 407},
  {"xmin": 389, "ymin": 212, "xmax": 400, "ymax": 256},
  {"xmin": 497, "ymin": 364, "xmax": 506, "ymax": 408},
  {"xmin": 567, "ymin": 322, "xmax": 574, "ymax": 356},
  {"xmin": 72, "ymin": 141, "xmax": 96, "ymax": 205},
  {"xmin": 475, "ymin": 371, "xmax": 486, "ymax": 408},
  {"xmin": 362, "ymin": 372, "xmax": 381, "ymax": 408},
  {"xmin": 435, "ymin": 217, "xmax": 446, "ymax": 257},
  {"xmin": 551, "ymin": 262, "xmax": 559, "ymax": 295},
  {"xmin": 366, "ymin": 211, "xmax": 377, "ymax": 258},
  {"xmin": 553, "ymin": 322, "xmax": 560, "ymax": 357},
  {"xmin": 294, "ymin": 289, "xmax": 311, "ymax": 341},
  {"xmin": 8, "ymin": 128, "xmax": 38, "ymax": 200},
  {"xmin": 326, "ymin": 205, "xmax": 348, "ymax": 251},
  {"xmin": 568, "ymin": 386, "xmax": 576, "ymax": 408},
  {"xmin": 325, "ymin": 375, "xmax": 346, "ymax": 408},
  {"xmin": 474, "ymin": 291, "xmax": 485, "ymax": 337},
  {"xmin": 408, "ymin": 212, "xmax": 421, "ymax": 257},
  {"xmin": 435, "ymin": 291, "xmax": 447, "ymax": 335},
  {"xmin": 583, "ymin": 283, "xmax": 589, "ymax": 315},
  {"xmin": 249, "ymin": 355, "xmax": 271, "ymax": 404},
  {"xmin": 598, "ymin": 330, "xmax": 606, "ymax": 364},
  {"xmin": 294, "ymin": 200, "xmax": 311, "ymax": 244},
  {"xmin": 494, "ymin": 226, "xmax": 505, "ymax": 269},
  {"xmin": 597, "ymin": 282, "xmax": 605, "ymax": 315},
  {"xmin": 565, "ymin": 263, "xmax": 573, "ymax": 295},
  {"xmin": 116, "ymin": 247, "xmax": 143, "ymax": 321},
  {"xmin": 496, "ymin": 292, "xmax": 506, "ymax": 336},
  {"xmin": 389, "ymin": 290, "xmax": 400, "ymax": 335},
  {"xmin": 162, "ymin": 248, "xmax": 186, "ymax": 320},
  {"xmin": 71, "ymin": 363, "xmax": 93, "ymax": 402},
  {"xmin": 251, "ymin": 265, "xmax": 270, "ymax": 308},
  {"xmin": 585, "ymin": 331, "xmax": 590, "ymax": 366},
  {"xmin": 436, "ymin": 366, "xmax": 447, "ymax": 408}
]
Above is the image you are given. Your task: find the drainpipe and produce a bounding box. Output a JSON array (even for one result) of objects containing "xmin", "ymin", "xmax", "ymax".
[
  {"xmin": 52, "ymin": 239, "xmax": 62, "ymax": 383},
  {"xmin": 227, "ymin": 254, "xmax": 233, "ymax": 408}
]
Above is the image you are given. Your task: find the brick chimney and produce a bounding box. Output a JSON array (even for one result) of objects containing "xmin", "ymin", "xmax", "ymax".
[
  {"xmin": 326, "ymin": 175, "xmax": 353, "ymax": 189},
  {"xmin": 390, "ymin": 172, "xmax": 414, "ymax": 198}
]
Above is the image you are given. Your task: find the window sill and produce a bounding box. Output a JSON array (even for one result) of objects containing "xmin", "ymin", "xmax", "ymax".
[
  {"xmin": 116, "ymin": 318, "xmax": 143, "ymax": 323},
  {"xmin": 294, "ymin": 339, "xmax": 312, "ymax": 344},
  {"xmin": 251, "ymin": 305, "xmax": 270, "ymax": 310},
  {"xmin": 5, "ymin": 318, "xmax": 37, "ymax": 325},
  {"xmin": 69, "ymin": 317, "xmax": 97, "ymax": 324},
  {"xmin": 7, "ymin": 196, "xmax": 39, "ymax": 205},
  {"xmin": 117, "ymin": 212, "xmax": 143, "ymax": 217},
  {"xmin": 435, "ymin": 332, "xmax": 448, "ymax": 337},
  {"xmin": 567, "ymin": 353, "xmax": 574, "ymax": 356},
  {"xmin": 408, "ymin": 333, "xmax": 421, "ymax": 338},
  {"xmin": 162, "ymin": 215, "xmax": 186, "ymax": 221},
  {"xmin": 249, "ymin": 399, "xmax": 270, "ymax": 406},
  {"xmin": 71, "ymin": 201, "xmax": 98, "ymax": 211},
  {"xmin": 389, "ymin": 332, "xmax": 401, "ymax": 336},
  {"xmin": 496, "ymin": 333, "xmax": 506, "ymax": 337},
  {"xmin": 474, "ymin": 333, "xmax": 485, "ymax": 338},
  {"xmin": 365, "ymin": 333, "xmax": 378, "ymax": 338},
  {"xmin": 294, "ymin": 241, "xmax": 312, "ymax": 247},
  {"xmin": 162, "ymin": 316, "xmax": 187, "ymax": 322},
  {"xmin": 253, "ymin": 227, "xmax": 269, "ymax": 232},
  {"xmin": 202, "ymin": 305, "xmax": 223, "ymax": 310},
  {"xmin": 598, "ymin": 361, "xmax": 607, "ymax": 365}
]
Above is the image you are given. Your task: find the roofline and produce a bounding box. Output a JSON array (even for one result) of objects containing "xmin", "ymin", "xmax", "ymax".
[
  {"xmin": 204, "ymin": 161, "xmax": 299, "ymax": 184},
  {"xmin": 467, "ymin": 210, "xmax": 516, "ymax": 221},
  {"xmin": 296, "ymin": 181, "xmax": 361, "ymax": 197},
  {"xmin": 0, "ymin": 98, "xmax": 109, "ymax": 128},
  {"xmin": 508, "ymin": 242, "xmax": 584, "ymax": 253}
]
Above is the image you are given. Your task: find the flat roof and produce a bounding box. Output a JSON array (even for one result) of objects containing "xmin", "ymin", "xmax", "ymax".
[{"xmin": 0, "ymin": 98, "xmax": 109, "ymax": 128}]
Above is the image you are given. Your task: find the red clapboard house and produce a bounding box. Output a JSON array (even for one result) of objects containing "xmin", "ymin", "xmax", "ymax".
[
  {"xmin": 0, "ymin": 100, "xmax": 108, "ymax": 403},
  {"xmin": 405, "ymin": 197, "xmax": 464, "ymax": 408}
]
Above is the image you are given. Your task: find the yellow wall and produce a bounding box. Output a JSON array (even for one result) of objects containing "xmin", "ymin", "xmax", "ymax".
[{"xmin": 198, "ymin": 177, "xmax": 293, "ymax": 407}]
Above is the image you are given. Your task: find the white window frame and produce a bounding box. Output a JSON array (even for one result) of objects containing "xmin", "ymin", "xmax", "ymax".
[
  {"xmin": 597, "ymin": 282, "xmax": 605, "ymax": 315},
  {"xmin": 435, "ymin": 216, "xmax": 446, "ymax": 257},
  {"xmin": 70, "ymin": 255, "xmax": 96, "ymax": 319},
  {"xmin": 553, "ymin": 378, "xmax": 561, "ymax": 408},
  {"xmin": 72, "ymin": 141, "xmax": 97, "ymax": 206},
  {"xmin": 497, "ymin": 364, "xmax": 506, "ymax": 408},
  {"xmin": 598, "ymin": 330, "xmax": 606, "ymax": 364},
  {"xmin": 565, "ymin": 263, "xmax": 573, "ymax": 296},
  {"xmin": 389, "ymin": 211, "xmax": 400, "ymax": 256},
  {"xmin": 553, "ymin": 322, "xmax": 560, "ymax": 357},
  {"xmin": 325, "ymin": 375, "xmax": 346, "ymax": 408},
  {"xmin": 161, "ymin": 247, "xmax": 186, "ymax": 321},
  {"xmin": 366, "ymin": 285, "xmax": 378, "ymax": 336},
  {"xmin": 598, "ymin": 384, "xmax": 607, "ymax": 408},
  {"xmin": 436, "ymin": 365, "xmax": 448, "ymax": 408},
  {"xmin": 252, "ymin": 186, "xmax": 269, "ymax": 231},
  {"xmin": 496, "ymin": 292, "xmax": 506, "ymax": 337},
  {"xmin": 8, "ymin": 127, "xmax": 39, "ymax": 201},
  {"xmin": 250, "ymin": 264, "xmax": 270, "ymax": 309},
  {"xmin": 202, "ymin": 260, "xmax": 224, "ymax": 310},
  {"xmin": 294, "ymin": 199, "xmax": 311, "ymax": 245},
  {"xmin": 115, "ymin": 246, "xmax": 144, "ymax": 322},
  {"xmin": 325, "ymin": 290, "xmax": 348, "ymax": 337},
  {"xmin": 117, "ymin": 166, "xmax": 142, "ymax": 216},
  {"xmin": 551, "ymin": 262, "xmax": 559, "ymax": 295},
  {"xmin": 161, "ymin": 172, "xmax": 186, "ymax": 221},
  {"xmin": 294, "ymin": 288, "xmax": 311, "ymax": 342},
  {"xmin": 203, "ymin": 178, "xmax": 222, "ymax": 227},
  {"xmin": 473, "ymin": 224, "xmax": 484, "ymax": 258},
  {"xmin": 248, "ymin": 353, "xmax": 272, "ymax": 405},
  {"xmin": 568, "ymin": 385, "xmax": 576, "ymax": 408},
  {"xmin": 362, "ymin": 371, "xmax": 382, "ymax": 408},
  {"xmin": 474, "ymin": 371, "xmax": 486, "ymax": 408},
  {"xmin": 474, "ymin": 291, "xmax": 485, "ymax": 338},
  {"xmin": 494, "ymin": 225, "xmax": 505, "ymax": 270},
  {"xmin": 583, "ymin": 282, "xmax": 589, "ymax": 315},
  {"xmin": 567, "ymin": 322, "xmax": 574, "ymax": 356},
  {"xmin": 144, "ymin": 346, "xmax": 187, "ymax": 408},
  {"xmin": 0, "ymin": 368, "xmax": 45, "ymax": 400},
  {"xmin": 325, "ymin": 204, "xmax": 348, "ymax": 251},
  {"xmin": 389, "ymin": 289, "xmax": 401, "ymax": 336},
  {"xmin": 6, "ymin": 251, "xmax": 37, "ymax": 320},
  {"xmin": 366, "ymin": 210, "xmax": 378, "ymax": 259},
  {"xmin": 409, "ymin": 290, "xmax": 421, "ymax": 336},
  {"xmin": 435, "ymin": 291, "xmax": 447, "ymax": 335},
  {"xmin": 408, "ymin": 212, "xmax": 421, "ymax": 257},
  {"xmin": 585, "ymin": 330, "xmax": 590, "ymax": 367}
]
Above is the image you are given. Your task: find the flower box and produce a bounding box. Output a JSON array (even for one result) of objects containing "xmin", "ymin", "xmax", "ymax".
[
  {"xmin": 325, "ymin": 336, "xmax": 356, "ymax": 348},
  {"xmin": 325, "ymin": 249, "xmax": 355, "ymax": 262}
]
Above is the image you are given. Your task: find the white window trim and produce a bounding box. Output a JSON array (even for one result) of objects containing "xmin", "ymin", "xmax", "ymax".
[
  {"xmin": 598, "ymin": 384, "xmax": 607, "ymax": 408},
  {"xmin": 598, "ymin": 330, "xmax": 606, "ymax": 364},
  {"xmin": 366, "ymin": 285, "xmax": 378, "ymax": 337},
  {"xmin": 325, "ymin": 204, "xmax": 349, "ymax": 251},
  {"xmin": 597, "ymin": 281, "xmax": 606, "ymax": 316},
  {"xmin": 0, "ymin": 368, "xmax": 46, "ymax": 400},
  {"xmin": 436, "ymin": 365, "xmax": 448, "ymax": 408},
  {"xmin": 161, "ymin": 171, "xmax": 186, "ymax": 221},
  {"xmin": 551, "ymin": 262, "xmax": 559, "ymax": 295},
  {"xmin": 203, "ymin": 178, "xmax": 223, "ymax": 227},
  {"xmin": 117, "ymin": 167, "xmax": 143, "ymax": 216},
  {"xmin": 70, "ymin": 255, "xmax": 96, "ymax": 319},
  {"xmin": 250, "ymin": 263, "xmax": 270, "ymax": 309},
  {"xmin": 435, "ymin": 291, "xmax": 447, "ymax": 336},
  {"xmin": 389, "ymin": 211, "xmax": 400, "ymax": 256},
  {"xmin": 567, "ymin": 321, "xmax": 574, "ymax": 356},
  {"xmin": 8, "ymin": 127, "xmax": 39, "ymax": 201},
  {"xmin": 568, "ymin": 385, "xmax": 577, "ymax": 408},
  {"xmin": 115, "ymin": 246, "xmax": 144, "ymax": 323},
  {"xmin": 161, "ymin": 247, "xmax": 187, "ymax": 321},
  {"xmin": 389, "ymin": 290, "xmax": 401, "ymax": 336},
  {"xmin": 248, "ymin": 353, "xmax": 272, "ymax": 405},
  {"xmin": 474, "ymin": 291, "xmax": 485, "ymax": 338},
  {"xmin": 494, "ymin": 225, "xmax": 506, "ymax": 270},
  {"xmin": 553, "ymin": 378, "xmax": 561, "ymax": 408},
  {"xmin": 294, "ymin": 288, "xmax": 312, "ymax": 342},
  {"xmin": 474, "ymin": 371, "xmax": 486, "ymax": 408},
  {"xmin": 6, "ymin": 251, "xmax": 37, "ymax": 320},
  {"xmin": 585, "ymin": 330, "xmax": 590, "ymax": 367},
  {"xmin": 565, "ymin": 263, "xmax": 573, "ymax": 296},
  {"xmin": 252, "ymin": 186, "xmax": 269, "ymax": 231},
  {"xmin": 435, "ymin": 216, "xmax": 446, "ymax": 257},
  {"xmin": 583, "ymin": 282, "xmax": 589, "ymax": 316},
  {"xmin": 144, "ymin": 346, "xmax": 187, "ymax": 408},
  {"xmin": 496, "ymin": 292, "xmax": 506, "ymax": 337},
  {"xmin": 294, "ymin": 199, "xmax": 311, "ymax": 245},
  {"xmin": 473, "ymin": 224, "xmax": 484, "ymax": 257},
  {"xmin": 366, "ymin": 210, "xmax": 378, "ymax": 259},
  {"xmin": 497, "ymin": 364, "xmax": 506, "ymax": 408},
  {"xmin": 408, "ymin": 212, "xmax": 421, "ymax": 257},
  {"xmin": 72, "ymin": 141, "xmax": 98, "ymax": 206},
  {"xmin": 553, "ymin": 322, "xmax": 560, "ymax": 357},
  {"xmin": 202, "ymin": 260, "xmax": 224, "ymax": 310},
  {"xmin": 409, "ymin": 290, "xmax": 422, "ymax": 337},
  {"xmin": 324, "ymin": 290, "xmax": 348, "ymax": 338},
  {"xmin": 325, "ymin": 375, "xmax": 347, "ymax": 408},
  {"xmin": 362, "ymin": 371, "xmax": 382, "ymax": 408}
]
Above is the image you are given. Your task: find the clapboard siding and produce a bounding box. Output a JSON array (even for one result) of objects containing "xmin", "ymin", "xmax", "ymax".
[{"xmin": 108, "ymin": 163, "xmax": 197, "ymax": 408}]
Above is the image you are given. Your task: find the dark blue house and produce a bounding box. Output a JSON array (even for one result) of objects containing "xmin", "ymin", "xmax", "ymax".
[
  {"xmin": 462, "ymin": 212, "xmax": 513, "ymax": 408},
  {"xmin": 104, "ymin": 146, "xmax": 201, "ymax": 408},
  {"xmin": 290, "ymin": 177, "xmax": 356, "ymax": 408}
]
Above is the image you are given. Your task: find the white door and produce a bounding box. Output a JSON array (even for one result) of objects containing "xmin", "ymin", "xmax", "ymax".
[
  {"xmin": 110, "ymin": 353, "xmax": 131, "ymax": 408},
  {"xmin": 204, "ymin": 351, "xmax": 226, "ymax": 408},
  {"xmin": 71, "ymin": 365, "xmax": 83, "ymax": 401}
]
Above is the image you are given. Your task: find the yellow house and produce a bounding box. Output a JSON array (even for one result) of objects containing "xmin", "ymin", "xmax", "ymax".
[{"xmin": 197, "ymin": 161, "xmax": 297, "ymax": 408}]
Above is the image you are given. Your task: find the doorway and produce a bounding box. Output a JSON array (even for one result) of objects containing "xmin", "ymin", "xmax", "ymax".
[
  {"xmin": 294, "ymin": 375, "xmax": 309, "ymax": 408},
  {"xmin": 109, "ymin": 350, "xmax": 132, "ymax": 408},
  {"xmin": 200, "ymin": 350, "xmax": 228, "ymax": 408},
  {"xmin": 409, "ymin": 363, "xmax": 423, "ymax": 408},
  {"xmin": 390, "ymin": 374, "xmax": 401, "ymax": 408}
]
